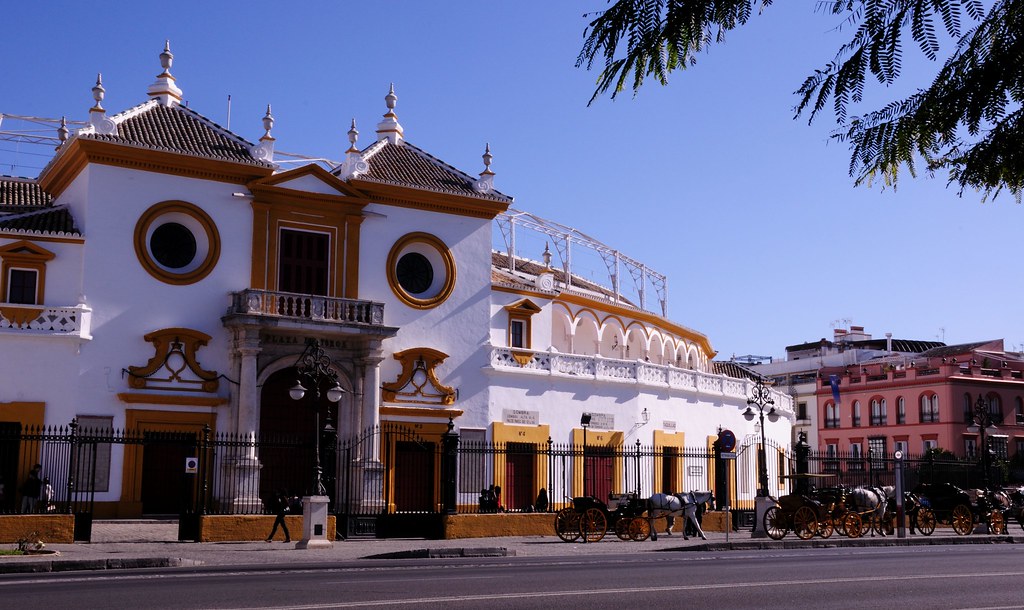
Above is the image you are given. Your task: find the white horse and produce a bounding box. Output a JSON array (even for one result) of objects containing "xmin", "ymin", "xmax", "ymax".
[
  {"xmin": 850, "ymin": 486, "xmax": 888, "ymax": 536},
  {"xmin": 647, "ymin": 491, "xmax": 712, "ymax": 541}
]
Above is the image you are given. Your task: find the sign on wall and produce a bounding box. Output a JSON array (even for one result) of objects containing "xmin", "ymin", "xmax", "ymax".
[
  {"xmin": 502, "ymin": 409, "xmax": 540, "ymax": 426},
  {"xmin": 588, "ymin": 413, "xmax": 615, "ymax": 430},
  {"xmin": 663, "ymin": 420, "xmax": 677, "ymax": 431}
]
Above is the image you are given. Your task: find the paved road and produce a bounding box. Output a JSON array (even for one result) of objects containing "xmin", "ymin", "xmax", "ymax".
[
  {"xmin": 2, "ymin": 520, "xmax": 1021, "ymax": 573},
  {"xmin": 2, "ymin": 543, "xmax": 1023, "ymax": 608}
]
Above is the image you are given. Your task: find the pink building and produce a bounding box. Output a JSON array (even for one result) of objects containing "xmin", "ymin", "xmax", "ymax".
[{"xmin": 815, "ymin": 340, "xmax": 1024, "ymax": 461}]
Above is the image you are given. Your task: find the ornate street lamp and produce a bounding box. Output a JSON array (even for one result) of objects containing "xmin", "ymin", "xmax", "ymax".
[
  {"xmin": 971, "ymin": 394, "xmax": 998, "ymax": 489},
  {"xmin": 744, "ymin": 377, "xmax": 780, "ymax": 498},
  {"xmin": 289, "ymin": 338, "xmax": 346, "ymax": 497}
]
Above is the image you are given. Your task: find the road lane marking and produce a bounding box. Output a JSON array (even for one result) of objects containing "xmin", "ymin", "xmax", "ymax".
[{"xmin": 213, "ymin": 571, "xmax": 1024, "ymax": 609}]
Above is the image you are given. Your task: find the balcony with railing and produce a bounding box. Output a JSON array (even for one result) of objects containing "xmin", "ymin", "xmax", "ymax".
[
  {"xmin": 226, "ymin": 289, "xmax": 385, "ymax": 328},
  {"xmin": 488, "ymin": 346, "xmax": 793, "ymax": 412},
  {"xmin": 0, "ymin": 303, "xmax": 92, "ymax": 339}
]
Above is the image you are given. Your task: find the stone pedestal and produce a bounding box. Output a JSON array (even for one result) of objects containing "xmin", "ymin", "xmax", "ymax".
[
  {"xmin": 295, "ymin": 495, "xmax": 333, "ymax": 549},
  {"xmin": 224, "ymin": 456, "xmax": 264, "ymax": 513},
  {"xmin": 751, "ymin": 495, "xmax": 775, "ymax": 539}
]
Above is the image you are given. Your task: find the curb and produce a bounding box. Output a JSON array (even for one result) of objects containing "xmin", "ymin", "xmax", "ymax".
[
  {"xmin": 0, "ymin": 557, "xmax": 202, "ymax": 574},
  {"xmin": 365, "ymin": 547, "xmax": 514, "ymax": 559}
]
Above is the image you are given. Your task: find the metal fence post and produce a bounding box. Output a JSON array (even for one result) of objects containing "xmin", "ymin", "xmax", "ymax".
[
  {"xmin": 65, "ymin": 418, "xmax": 78, "ymax": 514},
  {"xmin": 441, "ymin": 417, "xmax": 459, "ymax": 514},
  {"xmin": 634, "ymin": 439, "xmax": 642, "ymax": 496}
]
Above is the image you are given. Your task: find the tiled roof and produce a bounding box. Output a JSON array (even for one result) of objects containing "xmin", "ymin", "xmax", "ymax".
[
  {"xmin": 491, "ymin": 251, "xmax": 636, "ymax": 306},
  {"xmin": 917, "ymin": 340, "xmax": 1003, "ymax": 358},
  {"xmin": 713, "ymin": 361, "xmax": 762, "ymax": 382},
  {"xmin": 355, "ymin": 140, "xmax": 512, "ymax": 202},
  {"xmin": 786, "ymin": 338, "xmax": 945, "ymax": 353},
  {"xmin": 0, "ymin": 177, "xmax": 52, "ymax": 209},
  {"xmin": 80, "ymin": 101, "xmax": 273, "ymax": 167},
  {"xmin": 0, "ymin": 205, "xmax": 80, "ymax": 236}
]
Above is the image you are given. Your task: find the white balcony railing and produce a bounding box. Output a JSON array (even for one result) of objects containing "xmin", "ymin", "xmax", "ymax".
[
  {"xmin": 0, "ymin": 303, "xmax": 92, "ymax": 338},
  {"xmin": 228, "ymin": 289, "xmax": 385, "ymax": 326},
  {"xmin": 489, "ymin": 346, "xmax": 794, "ymax": 413}
]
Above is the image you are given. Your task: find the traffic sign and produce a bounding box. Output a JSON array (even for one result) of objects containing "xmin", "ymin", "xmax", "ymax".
[
  {"xmin": 720, "ymin": 452, "xmax": 736, "ymax": 459},
  {"xmin": 718, "ymin": 429, "xmax": 736, "ymax": 452}
]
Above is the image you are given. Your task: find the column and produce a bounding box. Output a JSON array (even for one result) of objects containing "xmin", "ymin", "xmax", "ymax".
[{"xmin": 226, "ymin": 326, "xmax": 263, "ymax": 512}]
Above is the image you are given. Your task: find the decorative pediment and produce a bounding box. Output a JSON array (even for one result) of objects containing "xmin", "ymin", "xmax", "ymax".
[
  {"xmin": 504, "ymin": 298, "xmax": 542, "ymax": 315},
  {"xmin": 125, "ymin": 328, "xmax": 219, "ymax": 392},
  {"xmin": 0, "ymin": 240, "xmax": 56, "ymax": 262},
  {"xmin": 248, "ymin": 164, "xmax": 368, "ymax": 200},
  {"xmin": 382, "ymin": 347, "xmax": 455, "ymax": 406}
]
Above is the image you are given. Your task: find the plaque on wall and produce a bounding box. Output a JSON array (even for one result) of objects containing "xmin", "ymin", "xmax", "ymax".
[
  {"xmin": 588, "ymin": 413, "xmax": 615, "ymax": 430},
  {"xmin": 663, "ymin": 420, "xmax": 677, "ymax": 430},
  {"xmin": 502, "ymin": 409, "xmax": 540, "ymax": 426}
]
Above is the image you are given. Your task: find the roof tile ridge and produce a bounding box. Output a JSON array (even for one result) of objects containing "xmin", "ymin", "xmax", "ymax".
[
  {"xmin": 351, "ymin": 174, "xmax": 510, "ymax": 202},
  {"xmin": 0, "ymin": 175, "xmax": 42, "ymax": 184},
  {"xmin": 78, "ymin": 100, "xmax": 158, "ymax": 135},
  {"xmin": 359, "ymin": 139, "xmax": 388, "ymax": 159},
  {"xmin": 0, "ymin": 203, "xmax": 68, "ymax": 221},
  {"xmin": 401, "ymin": 141, "xmax": 512, "ymax": 200}
]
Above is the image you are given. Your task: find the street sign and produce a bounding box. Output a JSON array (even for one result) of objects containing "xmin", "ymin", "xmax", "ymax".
[
  {"xmin": 894, "ymin": 450, "xmax": 904, "ymax": 460},
  {"xmin": 720, "ymin": 452, "xmax": 736, "ymax": 459},
  {"xmin": 718, "ymin": 429, "xmax": 736, "ymax": 452},
  {"xmin": 185, "ymin": 457, "xmax": 198, "ymax": 474}
]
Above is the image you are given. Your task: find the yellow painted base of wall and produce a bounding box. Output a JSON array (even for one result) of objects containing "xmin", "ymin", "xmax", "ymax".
[
  {"xmin": 442, "ymin": 513, "xmax": 555, "ymax": 539},
  {"xmin": 0, "ymin": 515, "xmax": 75, "ymax": 544},
  {"xmin": 198, "ymin": 515, "xmax": 335, "ymax": 543},
  {"xmin": 700, "ymin": 511, "xmax": 728, "ymax": 532}
]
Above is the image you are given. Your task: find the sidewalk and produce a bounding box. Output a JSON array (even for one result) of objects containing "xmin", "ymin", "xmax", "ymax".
[{"xmin": 1, "ymin": 521, "xmax": 1020, "ymax": 574}]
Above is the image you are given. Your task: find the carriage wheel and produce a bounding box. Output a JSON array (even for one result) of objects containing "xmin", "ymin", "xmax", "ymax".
[
  {"xmin": 763, "ymin": 506, "xmax": 787, "ymax": 540},
  {"xmin": 951, "ymin": 504, "xmax": 973, "ymax": 536},
  {"xmin": 844, "ymin": 512, "xmax": 863, "ymax": 538},
  {"xmin": 579, "ymin": 508, "xmax": 607, "ymax": 543},
  {"xmin": 916, "ymin": 508, "xmax": 936, "ymax": 536},
  {"xmin": 614, "ymin": 518, "xmax": 632, "ymax": 541},
  {"xmin": 554, "ymin": 508, "xmax": 581, "ymax": 543},
  {"xmin": 832, "ymin": 510, "xmax": 849, "ymax": 536},
  {"xmin": 629, "ymin": 517, "xmax": 652, "ymax": 542},
  {"xmin": 793, "ymin": 506, "xmax": 818, "ymax": 540},
  {"xmin": 817, "ymin": 515, "xmax": 834, "ymax": 539},
  {"xmin": 988, "ymin": 510, "xmax": 1005, "ymax": 535}
]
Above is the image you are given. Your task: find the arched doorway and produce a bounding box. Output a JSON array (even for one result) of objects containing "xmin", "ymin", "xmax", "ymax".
[{"xmin": 259, "ymin": 367, "xmax": 341, "ymax": 501}]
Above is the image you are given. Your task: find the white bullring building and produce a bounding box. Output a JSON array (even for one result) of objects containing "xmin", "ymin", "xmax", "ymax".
[{"xmin": 0, "ymin": 44, "xmax": 792, "ymax": 519}]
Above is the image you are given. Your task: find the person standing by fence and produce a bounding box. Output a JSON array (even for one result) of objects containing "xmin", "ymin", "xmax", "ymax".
[{"xmin": 19, "ymin": 464, "xmax": 41, "ymax": 514}]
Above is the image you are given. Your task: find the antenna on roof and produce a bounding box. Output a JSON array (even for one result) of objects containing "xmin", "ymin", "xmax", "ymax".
[{"xmin": 226, "ymin": 95, "xmax": 231, "ymax": 130}]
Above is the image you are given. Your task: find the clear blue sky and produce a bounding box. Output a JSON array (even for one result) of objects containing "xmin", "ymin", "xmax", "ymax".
[{"xmin": 2, "ymin": 1, "xmax": 1019, "ymax": 359}]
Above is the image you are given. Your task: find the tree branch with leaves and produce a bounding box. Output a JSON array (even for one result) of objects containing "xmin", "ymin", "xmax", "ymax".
[{"xmin": 577, "ymin": 0, "xmax": 1022, "ymax": 201}]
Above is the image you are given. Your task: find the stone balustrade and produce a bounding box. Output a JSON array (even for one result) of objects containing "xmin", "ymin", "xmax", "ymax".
[
  {"xmin": 228, "ymin": 289, "xmax": 384, "ymax": 326},
  {"xmin": 490, "ymin": 346, "xmax": 794, "ymax": 413},
  {"xmin": 0, "ymin": 303, "xmax": 92, "ymax": 338}
]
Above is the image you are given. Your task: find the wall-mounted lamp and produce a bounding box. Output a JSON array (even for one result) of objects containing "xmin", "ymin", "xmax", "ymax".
[{"xmin": 641, "ymin": 408, "xmax": 649, "ymax": 424}]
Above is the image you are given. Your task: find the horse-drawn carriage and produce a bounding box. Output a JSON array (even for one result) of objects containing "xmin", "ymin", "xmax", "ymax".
[
  {"xmin": 554, "ymin": 493, "xmax": 651, "ymax": 543},
  {"xmin": 814, "ymin": 485, "xmax": 888, "ymax": 538},
  {"xmin": 763, "ymin": 492, "xmax": 833, "ymax": 540},
  {"xmin": 911, "ymin": 483, "xmax": 1004, "ymax": 535}
]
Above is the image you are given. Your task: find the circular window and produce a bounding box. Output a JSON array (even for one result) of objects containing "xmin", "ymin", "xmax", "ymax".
[
  {"xmin": 134, "ymin": 201, "xmax": 220, "ymax": 285},
  {"xmin": 396, "ymin": 252, "xmax": 434, "ymax": 294},
  {"xmin": 150, "ymin": 223, "xmax": 197, "ymax": 269},
  {"xmin": 386, "ymin": 232, "xmax": 455, "ymax": 309}
]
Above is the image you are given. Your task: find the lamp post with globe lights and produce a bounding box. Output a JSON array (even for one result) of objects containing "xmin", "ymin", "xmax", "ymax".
[{"xmin": 744, "ymin": 376, "xmax": 780, "ymax": 538}]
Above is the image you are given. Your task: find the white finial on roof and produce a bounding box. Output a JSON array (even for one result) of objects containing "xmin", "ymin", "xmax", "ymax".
[
  {"xmin": 91, "ymin": 74, "xmax": 105, "ymax": 112},
  {"xmin": 346, "ymin": 118, "xmax": 359, "ymax": 153},
  {"xmin": 337, "ymin": 118, "xmax": 369, "ymax": 180},
  {"xmin": 473, "ymin": 143, "xmax": 495, "ymax": 194},
  {"xmin": 542, "ymin": 242, "xmax": 552, "ymax": 269},
  {"xmin": 56, "ymin": 116, "xmax": 69, "ymax": 149},
  {"xmin": 88, "ymin": 74, "xmax": 117, "ymax": 135},
  {"xmin": 147, "ymin": 40, "xmax": 183, "ymax": 107},
  {"xmin": 250, "ymin": 104, "xmax": 276, "ymax": 163},
  {"xmin": 376, "ymin": 83, "xmax": 404, "ymax": 144}
]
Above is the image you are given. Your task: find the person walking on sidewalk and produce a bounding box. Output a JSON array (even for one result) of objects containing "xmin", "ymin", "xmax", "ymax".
[{"xmin": 266, "ymin": 490, "xmax": 291, "ymax": 543}]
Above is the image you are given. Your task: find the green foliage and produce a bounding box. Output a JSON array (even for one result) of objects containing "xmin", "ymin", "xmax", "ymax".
[{"xmin": 577, "ymin": 0, "xmax": 1022, "ymax": 200}]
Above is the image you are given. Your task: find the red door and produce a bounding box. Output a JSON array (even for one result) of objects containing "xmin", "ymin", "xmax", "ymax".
[{"xmin": 505, "ymin": 444, "xmax": 535, "ymax": 511}]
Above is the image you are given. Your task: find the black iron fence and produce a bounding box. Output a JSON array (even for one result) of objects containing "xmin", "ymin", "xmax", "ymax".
[{"xmin": 2, "ymin": 420, "xmax": 1017, "ymax": 535}]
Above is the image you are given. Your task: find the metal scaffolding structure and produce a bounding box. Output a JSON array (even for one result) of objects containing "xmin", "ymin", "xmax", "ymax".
[{"xmin": 495, "ymin": 208, "xmax": 668, "ymax": 317}]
